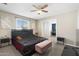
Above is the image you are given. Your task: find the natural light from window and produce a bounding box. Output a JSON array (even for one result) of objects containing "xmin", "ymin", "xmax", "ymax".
[{"xmin": 16, "ymin": 18, "xmax": 28, "ymax": 29}]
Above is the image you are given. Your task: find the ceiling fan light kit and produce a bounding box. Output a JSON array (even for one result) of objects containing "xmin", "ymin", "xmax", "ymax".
[
  {"xmin": 31, "ymin": 4, "xmax": 48, "ymax": 15},
  {"xmin": 37, "ymin": 10, "xmax": 42, "ymax": 15}
]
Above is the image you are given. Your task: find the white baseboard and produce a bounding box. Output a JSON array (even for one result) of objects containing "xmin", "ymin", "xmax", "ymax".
[{"xmin": 64, "ymin": 43, "xmax": 79, "ymax": 48}]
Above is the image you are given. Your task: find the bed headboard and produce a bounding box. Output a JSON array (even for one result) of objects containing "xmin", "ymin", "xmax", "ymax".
[{"xmin": 11, "ymin": 29, "xmax": 33, "ymax": 39}]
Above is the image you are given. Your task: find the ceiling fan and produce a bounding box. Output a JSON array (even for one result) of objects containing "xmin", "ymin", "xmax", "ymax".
[
  {"xmin": 1, "ymin": 3, "xmax": 7, "ymax": 5},
  {"xmin": 31, "ymin": 4, "xmax": 48, "ymax": 15}
]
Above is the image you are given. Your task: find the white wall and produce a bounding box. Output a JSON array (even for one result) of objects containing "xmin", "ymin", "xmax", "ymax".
[
  {"xmin": 57, "ymin": 11, "xmax": 77, "ymax": 45},
  {"xmin": 0, "ymin": 10, "xmax": 77, "ymax": 46},
  {"xmin": 37, "ymin": 11, "xmax": 77, "ymax": 45},
  {"xmin": 0, "ymin": 11, "xmax": 36, "ymax": 38},
  {"xmin": 77, "ymin": 10, "xmax": 79, "ymax": 29},
  {"xmin": 37, "ymin": 18, "xmax": 56, "ymax": 38},
  {"xmin": 76, "ymin": 10, "xmax": 79, "ymax": 46}
]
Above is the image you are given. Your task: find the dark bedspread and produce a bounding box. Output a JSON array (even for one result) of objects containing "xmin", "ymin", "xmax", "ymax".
[
  {"xmin": 11, "ymin": 29, "xmax": 47, "ymax": 55},
  {"xmin": 17, "ymin": 36, "xmax": 47, "ymax": 46}
]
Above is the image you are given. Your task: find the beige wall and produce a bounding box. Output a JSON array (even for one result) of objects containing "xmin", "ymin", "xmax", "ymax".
[
  {"xmin": 30, "ymin": 20, "xmax": 37, "ymax": 34},
  {"xmin": 0, "ymin": 10, "xmax": 78, "ymax": 45},
  {"xmin": 76, "ymin": 10, "xmax": 79, "ymax": 46},
  {"xmin": 37, "ymin": 11, "xmax": 77, "ymax": 45},
  {"xmin": 77, "ymin": 10, "xmax": 79, "ymax": 29},
  {"xmin": 36, "ymin": 17, "xmax": 56, "ymax": 38},
  {"xmin": 0, "ymin": 11, "xmax": 36, "ymax": 38},
  {"xmin": 57, "ymin": 11, "xmax": 77, "ymax": 45}
]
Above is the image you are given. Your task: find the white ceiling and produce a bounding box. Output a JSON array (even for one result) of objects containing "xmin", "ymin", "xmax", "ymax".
[{"xmin": 0, "ymin": 3, "xmax": 79, "ymax": 20}]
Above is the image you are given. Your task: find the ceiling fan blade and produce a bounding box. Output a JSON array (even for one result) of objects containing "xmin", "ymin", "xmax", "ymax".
[
  {"xmin": 41, "ymin": 4, "xmax": 48, "ymax": 9},
  {"xmin": 42, "ymin": 10, "xmax": 48, "ymax": 13},
  {"xmin": 2, "ymin": 3, "xmax": 7, "ymax": 5},
  {"xmin": 32, "ymin": 5, "xmax": 40, "ymax": 9},
  {"xmin": 31, "ymin": 10, "xmax": 37, "ymax": 12}
]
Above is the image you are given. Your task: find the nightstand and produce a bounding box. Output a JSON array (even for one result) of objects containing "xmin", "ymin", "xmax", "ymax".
[
  {"xmin": 0, "ymin": 38, "xmax": 10, "ymax": 47},
  {"xmin": 57, "ymin": 37, "xmax": 65, "ymax": 44}
]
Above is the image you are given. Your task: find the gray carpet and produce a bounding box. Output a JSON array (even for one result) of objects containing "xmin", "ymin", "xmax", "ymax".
[
  {"xmin": 0, "ymin": 43, "xmax": 64, "ymax": 56},
  {"xmin": 0, "ymin": 45, "xmax": 22, "ymax": 56},
  {"xmin": 62, "ymin": 45, "xmax": 79, "ymax": 56},
  {"xmin": 33, "ymin": 43, "xmax": 64, "ymax": 56}
]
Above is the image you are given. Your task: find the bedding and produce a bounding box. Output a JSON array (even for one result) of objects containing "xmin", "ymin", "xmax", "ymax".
[{"xmin": 11, "ymin": 29, "xmax": 47, "ymax": 55}]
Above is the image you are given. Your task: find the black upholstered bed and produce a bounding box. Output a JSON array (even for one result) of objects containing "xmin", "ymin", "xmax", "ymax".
[{"xmin": 11, "ymin": 29, "xmax": 47, "ymax": 55}]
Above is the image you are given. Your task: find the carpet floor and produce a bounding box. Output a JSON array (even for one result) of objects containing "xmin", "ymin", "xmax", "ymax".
[
  {"xmin": 62, "ymin": 45, "xmax": 79, "ymax": 56},
  {"xmin": 0, "ymin": 43, "xmax": 64, "ymax": 56},
  {"xmin": 0, "ymin": 45, "xmax": 22, "ymax": 56},
  {"xmin": 33, "ymin": 43, "xmax": 64, "ymax": 56}
]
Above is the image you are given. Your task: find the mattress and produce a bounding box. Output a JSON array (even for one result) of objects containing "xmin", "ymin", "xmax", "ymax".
[{"xmin": 17, "ymin": 37, "xmax": 47, "ymax": 46}]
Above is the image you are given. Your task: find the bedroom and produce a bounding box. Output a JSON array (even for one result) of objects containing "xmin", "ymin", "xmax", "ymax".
[{"xmin": 0, "ymin": 3, "xmax": 79, "ymax": 56}]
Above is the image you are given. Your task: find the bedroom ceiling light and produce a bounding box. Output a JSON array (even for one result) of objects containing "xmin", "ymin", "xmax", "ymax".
[
  {"xmin": 36, "ymin": 10, "xmax": 42, "ymax": 15},
  {"xmin": 31, "ymin": 4, "xmax": 48, "ymax": 15}
]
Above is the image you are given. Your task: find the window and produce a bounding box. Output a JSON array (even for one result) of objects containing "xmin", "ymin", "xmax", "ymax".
[{"xmin": 16, "ymin": 18, "xmax": 29, "ymax": 29}]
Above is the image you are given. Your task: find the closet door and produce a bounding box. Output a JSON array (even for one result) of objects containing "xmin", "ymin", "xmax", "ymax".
[{"xmin": 42, "ymin": 21, "xmax": 50, "ymax": 38}]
